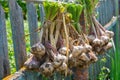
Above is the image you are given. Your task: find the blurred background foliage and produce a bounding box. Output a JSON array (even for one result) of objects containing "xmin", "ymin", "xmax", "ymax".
[{"xmin": 0, "ymin": 0, "xmax": 27, "ymax": 19}]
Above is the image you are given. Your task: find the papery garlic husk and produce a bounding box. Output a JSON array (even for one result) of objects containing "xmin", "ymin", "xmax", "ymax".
[
  {"xmin": 101, "ymin": 36, "xmax": 110, "ymax": 45},
  {"xmin": 39, "ymin": 62, "xmax": 54, "ymax": 77},
  {"xmin": 59, "ymin": 47, "xmax": 70, "ymax": 55},
  {"xmin": 105, "ymin": 30, "xmax": 114, "ymax": 38},
  {"xmin": 24, "ymin": 54, "xmax": 40, "ymax": 69},
  {"xmin": 71, "ymin": 46, "xmax": 86, "ymax": 58},
  {"xmin": 93, "ymin": 38, "xmax": 103, "ymax": 46},
  {"xmin": 103, "ymin": 42, "xmax": 113, "ymax": 50},
  {"xmin": 31, "ymin": 42, "xmax": 45, "ymax": 57}
]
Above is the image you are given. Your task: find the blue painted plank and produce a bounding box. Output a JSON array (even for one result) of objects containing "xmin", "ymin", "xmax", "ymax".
[
  {"xmin": 0, "ymin": 4, "xmax": 10, "ymax": 79},
  {"xmin": 9, "ymin": 0, "xmax": 27, "ymax": 70},
  {"xmin": 27, "ymin": 2, "xmax": 39, "ymax": 46},
  {"xmin": 39, "ymin": 4, "xmax": 45, "ymax": 25}
]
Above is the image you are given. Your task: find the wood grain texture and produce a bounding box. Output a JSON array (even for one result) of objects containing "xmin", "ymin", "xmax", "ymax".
[
  {"xmin": 0, "ymin": 4, "xmax": 10, "ymax": 79},
  {"xmin": 9, "ymin": 0, "xmax": 27, "ymax": 70},
  {"xmin": 27, "ymin": 2, "xmax": 39, "ymax": 46}
]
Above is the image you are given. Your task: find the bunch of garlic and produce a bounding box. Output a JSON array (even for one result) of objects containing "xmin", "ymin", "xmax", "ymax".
[{"xmin": 24, "ymin": 13, "xmax": 114, "ymax": 77}]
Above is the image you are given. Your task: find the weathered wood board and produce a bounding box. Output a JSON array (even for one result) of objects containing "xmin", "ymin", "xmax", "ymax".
[
  {"xmin": 9, "ymin": 0, "xmax": 27, "ymax": 70},
  {"xmin": 0, "ymin": 4, "xmax": 10, "ymax": 79}
]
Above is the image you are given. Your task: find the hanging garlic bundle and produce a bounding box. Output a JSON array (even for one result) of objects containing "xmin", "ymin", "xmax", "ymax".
[{"xmin": 24, "ymin": 1, "xmax": 114, "ymax": 77}]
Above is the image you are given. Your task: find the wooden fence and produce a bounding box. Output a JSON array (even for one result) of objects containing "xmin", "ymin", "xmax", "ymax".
[{"xmin": 0, "ymin": 0, "xmax": 117, "ymax": 80}]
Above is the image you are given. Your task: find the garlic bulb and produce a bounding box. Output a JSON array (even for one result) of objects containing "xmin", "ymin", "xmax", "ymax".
[
  {"xmin": 103, "ymin": 42, "xmax": 113, "ymax": 50},
  {"xmin": 101, "ymin": 36, "xmax": 109, "ymax": 45},
  {"xmin": 31, "ymin": 42, "xmax": 45, "ymax": 56},
  {"xmin": 93, "ymin": 38, "xmax": 102, "ymax": 46},
  {"xmin": 72, "ymin": 46, "xmax": 86, "ymax": 58},
  {"xmin": 39, "ymin": 62, "xmax": 54, "ymax": 76},
  {"xmin": 56, "ymin": 62, "xmax": 67, "ymax": 72},
  {"xmin": 24, "ymin": 54, "xmax": 40, "ymax": 69},
  {"xmin": 59, "ymin": 47, "xmax": 70, "ymax": 55},
  {"xmin": 53, "ymin": 54, "xmax": 67, "ymax": 68},
  {"xmin": 105, "ymin": 30, "xmax": 114, "ymax": 38}
]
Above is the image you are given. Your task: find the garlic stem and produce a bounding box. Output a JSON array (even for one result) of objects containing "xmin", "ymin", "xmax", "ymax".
[
  {"xmin": 92, "ymin": 22, "xmax": 97, "ymax": 38},
  {"xmin": 62, "ymin": 14, "xmax": 69, "ymax": 57},
  {"xmin": 94, "ymin": 17, "xmax": 106, "ymax": 32},
  {"xmin": 45, "ymin": 27, "xmax": 48, "ymax": 41},
  {"xmin": 92, "ymin": 17, "xmax": 101, "ymax": 37},
  {"xmin": 39, "ymin": 28, "xmax": 44, "ymax": 43},
  {"xmin": 55, "ymin": 22, "xmax": 61, "ymax": 46},
  {"xmin": 50, "ymin": 22, "xmax": 56, "ymax": 48}
]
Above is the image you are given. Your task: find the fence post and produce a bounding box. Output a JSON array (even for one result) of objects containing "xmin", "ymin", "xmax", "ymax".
[
  {"xmin": 9, "ymin": 0, "xmax": 27, "ymax": 70},
  {"xmin": 27, "ymin": 2, "xmax": 39, "ymax": 46},
  {"xmin": 0, "ymin": 4, "xmax": 10, "ymax": 79}
]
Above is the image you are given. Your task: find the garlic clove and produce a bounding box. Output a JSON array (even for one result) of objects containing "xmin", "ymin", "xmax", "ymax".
[
  {"xmin": 105, "ymin": 30, "xmax": 114, "ymax": 38},
  {"xmin": 54, "ymin": 54, "xmax": 67, "ymax": 63},
  {"xmin": 93, "ymin": 38, "xmax": 102, "ymax": 46},
  {"xmin": 59, "ymin": 47, "xmax": 70, "ymax": 55},
  {"xmin": 101, "ymin": 36, "xmax": 109, "ymax": 45},
  {"xmin": 103, "ymin": 42, "xmax": 113, "ymax": 50}
]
